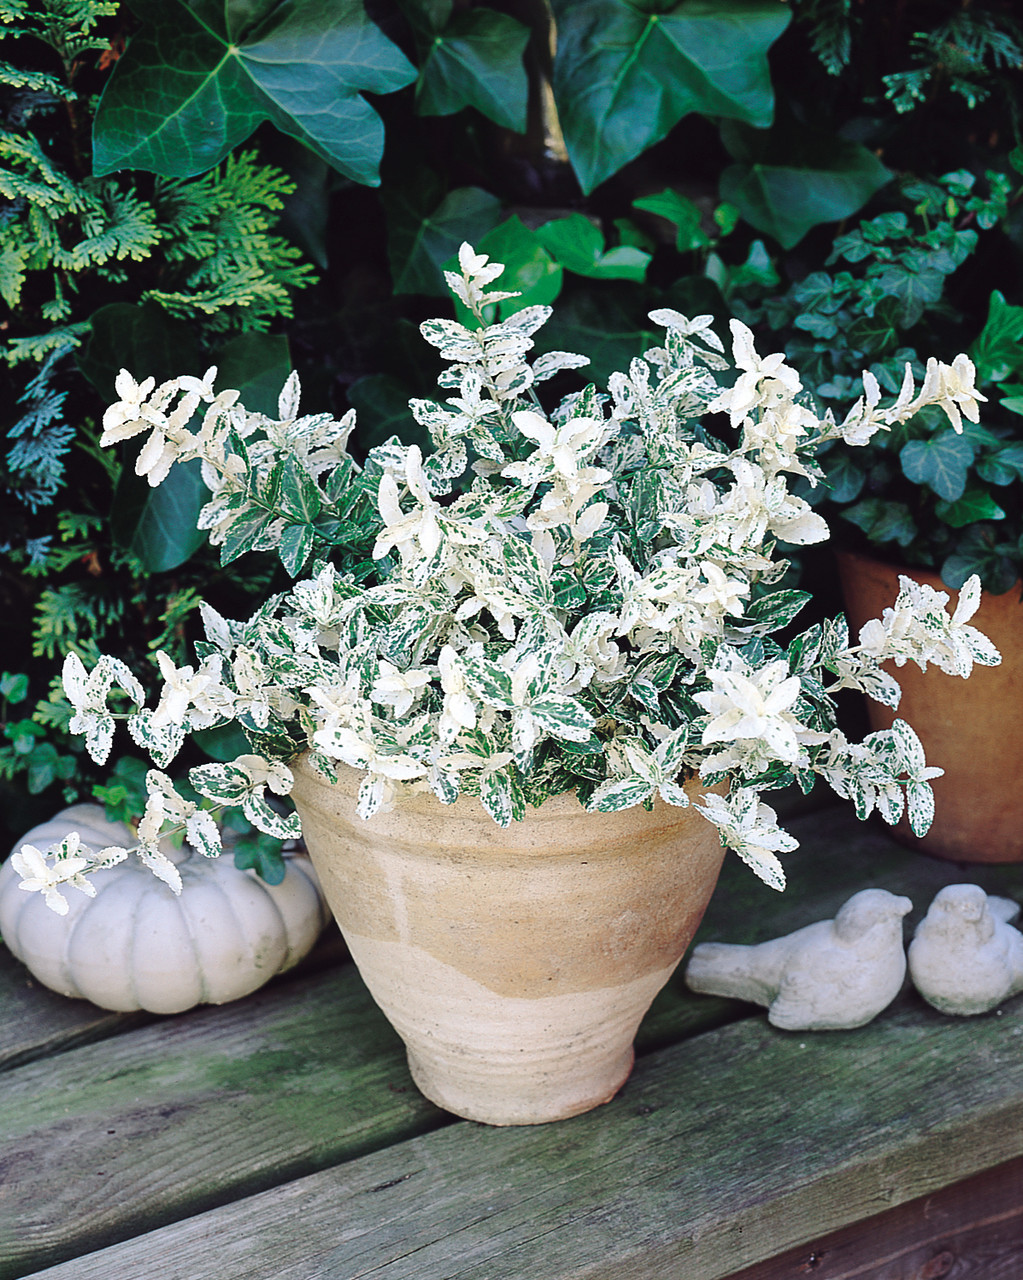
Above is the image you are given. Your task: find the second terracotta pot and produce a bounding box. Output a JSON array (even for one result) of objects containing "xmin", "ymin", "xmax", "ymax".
[
  {"xmin": 290, "ymin": 756, "xmax": 727, "ymax": 1125},
  {"xmin": 837, "ymin": 550, "xmax": 1023, "ymax": 863}
]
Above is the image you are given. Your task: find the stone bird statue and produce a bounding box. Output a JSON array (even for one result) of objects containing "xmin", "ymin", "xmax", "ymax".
[
  {"xmin": 908, "ymin": 884, "xmax": 1023, "ymax": 1016},
  {"xmin": 685, "ymin": 888, "xmax": 913, "ymax": 1031}
]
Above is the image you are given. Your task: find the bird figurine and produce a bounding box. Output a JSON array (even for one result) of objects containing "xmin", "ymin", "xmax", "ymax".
[
  {"xmin": 685, "ymin": 888, "xmax": 913, "ymax": 1031},
  {"xmin": 908, "ymin": 884, "xmax": 1023, "ymax": 1017}
]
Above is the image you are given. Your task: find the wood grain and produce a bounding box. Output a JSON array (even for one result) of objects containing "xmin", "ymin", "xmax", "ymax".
[
  {"xmin": 724, "ymin": 1155, "xmax": 1023, "ymax": 1279},
  {"xmin": 22, "ymin": 994, "xmax": 1023, "ymax": 1280},
  {"xmin": 0, "ymin": 948, "xmax": 148, "ymax": 1073},
  {"xmin": 0, "ymin": 927, "xmax": 347, "ymax": 1073},
  {"xmin": 0, "ymin": 965, "xmax": 447, "ymax": 1279}
]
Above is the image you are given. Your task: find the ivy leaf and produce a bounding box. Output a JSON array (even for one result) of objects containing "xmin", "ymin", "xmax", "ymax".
[
  {"xmin": 977, "ymin": 442, "xmax": 1023, "ymax": 486},
  {"xmin": 934, "ymin": 490, "xmax": 1006, "ymax": 528},
  {"xmin": 823, "ymin": 452, "xmax": 866, "ymax": 504},
  {"xmin": 841, "ymin": 498, "xmax": 918, "ymax": 547},
  {"xmin": 900, "ymin": 432, "xmax": 975, "ymax": 502},
  {"xmin": 93, "ymin": 0, "xmax": 417, "ymax": 184},
  {"xmin": 942, "ymin": 528, "xmax": 1020, "ymax": 594},
  {"xmin": 536, "ymin": 275, "xmax": 726, "ymax": 387},
  {"xmin": 719, "ymin": 118, "xmax": 892, "ymax": 250},
  {"xmin": 535, "ymin": 285, "xmax": 659, "ymax": 386},
  {"xmin": 631, "ymin": 190, "xmax": 710, "ymax": 252},
  {"xmin": 449, "ymin": 216, "xmax": 562, "ymax": 322},
  {"xmin": 873, "ymin": 261, "xmax": 947, "ymax": 328},
  {"xmin": 846, "ymin": 296, "xmax": 900, "ymax": 356},
  {"xmin": 969, "ymin": 290, "xmax": 1023, "ymax": 384},
  {"xmin": 550, "ymin": 0, "xmax": 789, "ymax": 194},
  {"xmin": 347, "ymin": 374, "xmax": 430, "ymax": 453},
  {"xmin": 414, "ymin": 7, "xmax": 530, "ymax": 132},
  {"xmin": 384, "ymin": 180, "xmax": 503, "ymax": 295},
  {"xmin": 535, "ymin": 214, "xmax": 650, "ymax": 281}
]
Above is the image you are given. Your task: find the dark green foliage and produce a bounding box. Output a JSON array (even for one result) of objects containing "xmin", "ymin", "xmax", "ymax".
[
  {"xmin": 735, "ymin": 165, "xmax": 1023, "ymax": 591},
  {"xmin": 92, "ymin": 0, "xmax": 417, "ymax": 183},
  {"xmin": 4, "ymin": 0, "xmax": 1023, "ymax": 851}
]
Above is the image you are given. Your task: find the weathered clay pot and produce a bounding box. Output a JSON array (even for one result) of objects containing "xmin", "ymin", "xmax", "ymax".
[
  {"xmin": 837, "ymin": 550, "xmax": 1023, "ymax": 863},
  {"xmin": 290, "ymin": 756, "xmax": 727, "ymax": 1125}
]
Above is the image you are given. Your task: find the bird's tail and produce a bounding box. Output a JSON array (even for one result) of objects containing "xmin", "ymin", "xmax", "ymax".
[{"xmin": 685, "ymin": 941, "xmax": 777, "ymax": 1006}]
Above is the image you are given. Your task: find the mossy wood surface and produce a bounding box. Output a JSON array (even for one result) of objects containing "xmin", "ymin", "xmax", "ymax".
[
  {"xmin": 19, "ymin": 997, "xmax": 1023, "ymax": 1280},
  {"xmin": 4, "ymin": 805, "xmax": 1023, "ymax": 1280},
  {"xmin": 0, "ymin": 968, "xmax": 447, "ymax": 1279}
]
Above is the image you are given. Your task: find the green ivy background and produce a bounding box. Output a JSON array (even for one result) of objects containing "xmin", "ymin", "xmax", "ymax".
[{"xmin": 2, "ymin": 0, "xmax": 1022, "ymax": 857}]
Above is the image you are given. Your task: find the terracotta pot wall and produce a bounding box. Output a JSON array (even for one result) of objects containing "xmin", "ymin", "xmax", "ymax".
[
  {"xmin": 290, "ymin": 757, "xmax": 727, "ymax": 1125},
  {"xmin": 836, "ymin": 550, "xmax": 1023, "ymax": 863}
]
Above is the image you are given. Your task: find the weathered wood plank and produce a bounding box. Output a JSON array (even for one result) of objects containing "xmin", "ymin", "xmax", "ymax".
[
  {"xmin": 0, "ymin": 926, "xmax": 347, "ymax": 1074},
  {"xmin": 723, "ymin": 1154, "xmax": 1023, "ymax": 1279},
  {"xmin": 0, "ymin": 964, "xmax": 446, "ymax": 1280},
  {"xmin": 0, "ymin": 948, "xmax": 148, "ymax": 1073},
  {"xmin": 24, "ymin": 993, "xmax": 1023, "ymax": 1280}
]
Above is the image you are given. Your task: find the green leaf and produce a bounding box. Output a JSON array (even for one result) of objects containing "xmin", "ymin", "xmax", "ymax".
[
  {"xmin": 451, "ymin": 216, "xmax": 563, "ymax": 322},
  {"xmin": 347, "ymin": 374, "xmax": 427, "ymax": 452},
  {"xmin": 93, "ymin": 0, "xmax": 417, "ymax": 183},
  {"xmin": 384, "ymin": 182, "xmax": 503, "ymax": 295},
  {"xmin": 278, "ymin": 457, "xmax": 322, "ymax": 523},
  {"xmin": 415, "ymin": 8, "xmax": 530, "ymax": 131},
  {"xmin": 845, "ymin": 296, "xmax": 900, "ymax": 356},
  {"xmin": 219, "ymin": 509, "xmax": 273, "ymax": 565},
  {"xmin": 193, "ymin": 723, "xmax": 251, "ymax": 761},
  {"xmin": 841, "ymin": 498, "xmax": 918, "ymax": 547},
  {"xmin": 823, "ymin": 452, "xmax": 866, "ymax": 503},
  {"xmin": 536, "ymin": 286, "xmax": 657, "ymax": 385},
  {"xmin": 535, "ymin": 214, "xmax": 651, "ymax": 281},
  {"xmin": 279, "ymin": 522, "xmax": 315, "ymax": 575},
  {"xmin": 872, "ymin": 261, "xmax": 947, "ymax": 328},
  {"xmin": 0, "ymin": 672, "xmax": 29, "ymax": 704},
  {"xmin": 900, "ymin": 432, "xmax": 975, "ymax": 502},
  {"xmin": 969, "ymin": 290, "xmax": 1023, "ymax": 384},
  {"xmin": 934, "ymin": 490, "xmax": 1006, "ymax": 528},
  {"xmin": 977, "ymin": 442, "xmax": 1023, "ymax": 486},
  {"xmin": 550, "ymin": 0, "xmax": 789, "ymax": 194},
  {"xmin": 215, "ymin": 331, "xmax": 291, "ymax": 418},
  {"xmin": 719, "ymin": 119, "xmax": 892, "ymax": 250},
  {"xmin": 78, "ymin": 301, "xmax": 201, "ymax": 401},
  {"xmin": 127, "ymin": 461, "xmax": 210, "ymax": 573},
  {"xmin": 231, "ymin": 834, "xmax": 287, "ymax": 884},
  {"xmin": 632, "ymin": 189, "xmax": 710, "ymax": 252}
]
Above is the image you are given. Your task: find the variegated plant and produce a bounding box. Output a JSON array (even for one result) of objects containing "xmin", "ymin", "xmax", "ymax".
[{"xmin": 15, "ymin": 244, "xmax": 1000, "ymax": 913}]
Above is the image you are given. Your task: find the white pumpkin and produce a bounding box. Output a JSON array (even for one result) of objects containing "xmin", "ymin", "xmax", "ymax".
[{"xmin": 0, "ymin": 804, "xmax": 331, "ymax": 1014}]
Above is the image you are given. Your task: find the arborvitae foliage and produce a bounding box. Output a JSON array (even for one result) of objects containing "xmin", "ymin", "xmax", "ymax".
[
  {"xmin": 1, "ymin": 2, "xmax": 314, "ymax": 516},
  {"xmin": 0, "ymin": 1, "xmax": 313, "ymax": 841}
]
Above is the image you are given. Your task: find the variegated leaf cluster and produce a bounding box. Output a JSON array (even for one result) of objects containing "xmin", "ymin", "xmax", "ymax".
[{"xmin": 19, "ymin": 243, "xmax": 1000, "ymax": 909}]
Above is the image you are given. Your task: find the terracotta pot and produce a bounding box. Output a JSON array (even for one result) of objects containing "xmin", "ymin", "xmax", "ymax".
[
  {"xmin": 289, "ymin": 756, "xmax": 727, "ymax": 1125},
  {"xmin": 836, "ymin": 549, "xmax": 1023, "ymax": 863}
]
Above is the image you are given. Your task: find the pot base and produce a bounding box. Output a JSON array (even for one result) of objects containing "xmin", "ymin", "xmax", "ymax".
[
  {"xmin": 406, "ymin": 1046, "xmax": 634, "ymax": 1127},
  {"xmin": 349, "ymin": 931, "xmax": 668, "ymax": 1126}
]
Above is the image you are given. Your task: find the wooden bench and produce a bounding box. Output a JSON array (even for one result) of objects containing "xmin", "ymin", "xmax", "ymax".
[{"xmin": 3, "ymin": 803, "xmax": 1023, "ymax": 1279}]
